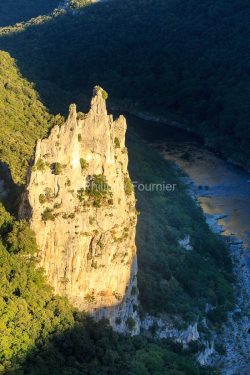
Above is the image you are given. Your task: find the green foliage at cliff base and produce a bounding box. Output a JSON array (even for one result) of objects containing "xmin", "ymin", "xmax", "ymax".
[{"xmin": 0, "ymin": 203, "xmax": 204, "ymax": 375}]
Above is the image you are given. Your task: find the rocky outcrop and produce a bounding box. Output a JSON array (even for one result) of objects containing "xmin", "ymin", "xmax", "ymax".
[
  {"xmin": 20, "ymin": 86, "xmax": 139, "ymax": 334},
  {"xmin": 197, "ymin": 341, "xmax": 215, "ymax": 366},
  {"xmin": 141, "ymin": 315, "xmax": 199, "ymax": 345},
  {"xmin": 178, "ymin": 234, "xmax": 193, "ymax": 251}
]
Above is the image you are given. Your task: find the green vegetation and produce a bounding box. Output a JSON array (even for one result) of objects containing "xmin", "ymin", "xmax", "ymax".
[
  {"xmin": 80, "ymin": 157, "xmax": 89, "ymax": 171},
  {"xmin": 114, "ymin": 137, "xmax": 120, "ymax": 148},
  {"xmin": 126, "ymin": 317, "xmax": 136, "ymax": 331},
  {"xmin": 127, "ymin": 128, "xmax": 234, "ymax": 324},
  {"xmin": 78, "ymin": 175, "xmax": 113, "ymax": 207},
  {"xmin": 85, "ymin": 174, "xmax": 112, "ymax": 206},
  {"xmin": 0, "ymin": 0, "xmax": 59, "ymax": 27},
  {"xmin": 124, "ymin": 176, "xmax": 134, "ymax": 196},
  {"xmin": 6, "ymin": 220, "xmax": 37, "ymax": 255},
  {"xmin": 39, "ymin": 194, "xmax": 46, "ymax": 204},
  {"xmin": 53, "ymin": 202, "xmax": 62, "ymax": 209},
  {"xmin": 131, "ymin": 286, "xmax": 138, "ymax": 296},
  {"xmin": 89, "ymin": 216, "xmax": 94, "ymax": 225},
  {"xmin": 69, "ymin": 0, "xmax": 93, "ymax": 10},
  {"xmin": 95, "ymin": 85, "xmax": 108, "ymax": 100},
  {"xmin": 0, "ymin": 51, "xmax": 63, "ymax": 184},
  {"xmin": 39, "ymin": 187, "xmax": 55, "ymax": 204},
  {"xmin": 0, "ymin": 203, "xmax": 75, "ymax": 372},
  {"xmin": 41, "ymin": 207, "xmax": 55, "ymax": 222},
  {"xmin": 19, "ymin": 331, "xmax": 204, "ymax": 375},
  {"xmin": 0, "ymin": 0, "xmax": 249, "ymax": 168},
  {"xmin": 77, "ymin": 112, "xmax": 86, "ymax": 120},
  {"xmin": 0, "ymin": 1, "xmax": 239, "ymax": 372},
  {"xmin": 35, "ymin": 158, "xmax": 46, "ymax": 172},
  {"xmin": 77, "ymin": 188, "xmax": 85, "ymax": 202},
  {"xmin": 0, "ymin": 203, "xmax": 203, "ymax": 372},
  {"xmin": 51, "ymin": 162, "xmax": 63, "ymax": 175}
]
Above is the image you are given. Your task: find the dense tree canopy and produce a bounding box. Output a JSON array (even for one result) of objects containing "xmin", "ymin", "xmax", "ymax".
[
  {"xmin": 69, "ymin": 0, "xmax": 93, "ymax": 9},
  {"xmin": 0, "ymin": 202, "xmax": 204, "ymax": 375},
  {"xmin": 0, "ymin": 51, "xmax": 63, "ymax": 184},
  {"xmin": 0, "ymin": 0, "xmax": 249, "ymax": 168},
  {"xmin": 0, "ymin": 203, "xmax": 75, "ymax": 372},
  {"xmin": 127, "ymin": 126, "xmax": 234, "ymax": 324},
  {"xmin": 0, "ymin": 0, "xmax": 59, "ymax": 27}
]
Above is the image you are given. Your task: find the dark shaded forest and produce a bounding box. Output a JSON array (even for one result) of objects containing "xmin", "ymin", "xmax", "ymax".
[
  {"xmin": 0, "ymin": 0, "xmax": 59, "ymax": 27},
  {"xmin": 127, "ymin": 126, "xmax": 234, "ymax": 324},
  {"xmin": 0, "ymin": 0, "xmax": 249, "ymax": 168}
]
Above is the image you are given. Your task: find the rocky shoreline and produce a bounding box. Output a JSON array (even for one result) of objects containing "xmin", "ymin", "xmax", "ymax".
[
  {"xmin": 180, "ymin": 174, "xmax": 250, "ymax": 373},
  {"xmin": 131, "ymin": 165, "xmax": 250, "ymax": 372},
  {"xmin": 122, "ymin": 133, "xmax": 250, "ymax": 371},
  {"xmin": 211, "ymin": 222, "xmax": 250, "ymax": 374}
]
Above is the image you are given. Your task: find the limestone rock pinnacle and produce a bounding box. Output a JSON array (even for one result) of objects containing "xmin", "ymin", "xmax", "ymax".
[
  {"xmin": 90, "ymin": 86, "xmax": 108, "ymax": 116},
  {"xmin": 20, "ymin": 87, "xmax": 140, "ymax": 334}
]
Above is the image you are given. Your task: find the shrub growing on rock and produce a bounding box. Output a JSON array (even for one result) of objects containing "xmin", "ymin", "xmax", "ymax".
[
  {"xmin": 41, "ymin": 208, "xmax": 55, "ymax": 222},
  {"xmin": 124, "ymin": 176, "xmax": 134, "ymax": 195},
  {"xmin": 51, "ymin": 162, "xmax": 63, "ymax": 175}
]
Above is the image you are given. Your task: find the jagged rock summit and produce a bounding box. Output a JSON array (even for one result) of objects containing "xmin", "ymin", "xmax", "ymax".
[{"xmin": 20, "ymin": 86, "xmax": 139, "ymax": 334}]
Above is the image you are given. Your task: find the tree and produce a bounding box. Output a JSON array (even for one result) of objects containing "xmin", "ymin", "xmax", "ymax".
[{"xmin": 6, "ymin": 220, "xmax": 37, "ymax": 255}]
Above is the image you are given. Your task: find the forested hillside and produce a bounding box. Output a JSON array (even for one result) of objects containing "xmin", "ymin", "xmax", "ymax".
[
  {"xmin": 0, "ymin": 0, "xmax": 249, "ymax": 168},
  {"xmin": 0, "ymin": 202, "xmax": 204, "ymax": 374},
  {"xmin": 0, "ymin": 52, "xmax": 234, "ymax": 371},
  {"xmin": 0, "ymin": 51, "xmax": 63, "ymax": 184},
  {"xmin": 0, "ymin": 0, "xmax": 242, "ymax": 372},
  {"xmin": 0, "ymin": 130, "xmax": 232, "ymax": 373},
  {"xmin": 127, "ymin": 129, "xmax": 234, "ymax": 324},
  {"xmin": 69, "ymin": 0, "xmax": 93, "ymax": 8},
  {"xmin": 0, "ymin": 48, "xmax": 234, "ymax": 327},
  {"xmin": 0, "ymin": 0, "xmax": 59, "ymax": 27}
]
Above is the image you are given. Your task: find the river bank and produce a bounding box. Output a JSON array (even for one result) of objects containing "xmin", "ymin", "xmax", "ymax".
[
  {"xmin": 186, "ymin": 177, "xmax": 250, "ymax": 373},
  {"xmin": 111, "ymin": 105, "xmax": 250, "ymax": 174},
  {"xmin": 127, "ymin": 113, "xmax": 250, "ymax": 373}
]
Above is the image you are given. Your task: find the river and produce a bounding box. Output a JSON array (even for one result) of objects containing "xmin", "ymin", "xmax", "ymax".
[
  {"xmin": 127, "ymin": 114, "xmax": 250, "ymax": 294},
  {"xmin": 127, "ymin": 113, "xmax": 250, "ymax": 372}
]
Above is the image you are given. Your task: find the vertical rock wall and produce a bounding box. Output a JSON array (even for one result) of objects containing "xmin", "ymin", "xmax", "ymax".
[{"xmin": 20, "ymin": 87, "xmax": 139, "ymax": 333}]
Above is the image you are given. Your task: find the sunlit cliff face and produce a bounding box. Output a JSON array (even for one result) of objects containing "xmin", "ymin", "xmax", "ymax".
[{"xmin": 20, "ymin": 87, "xmax": 140, "ymax": 333}]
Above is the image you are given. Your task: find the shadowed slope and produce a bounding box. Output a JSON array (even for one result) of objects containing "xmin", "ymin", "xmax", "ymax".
[
  {"xmin": 0, "ymin": 0, "xmax": 249, "ymax": 167},
  {"xmin": 0, "ymin": 0, "xmax": 59, "ymax": 27}
]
